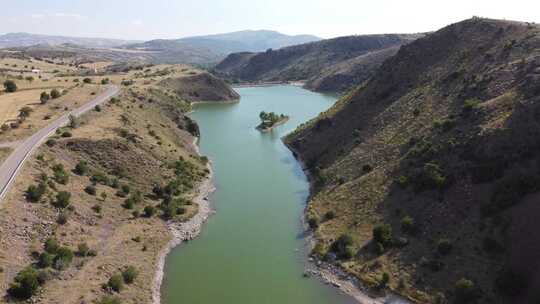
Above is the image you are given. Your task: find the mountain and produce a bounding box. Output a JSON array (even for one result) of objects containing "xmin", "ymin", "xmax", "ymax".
[
  {"xmin": 214, "ymin": 34, "xmax": 421, "ymax": 93},
  {"xmin": 0, "ymin": 32, "xmax": 138, "ymax": 48},
  {"xmin": 285, "ymin": 18, "xmax": 540, "ymax": 303},
  {"xmin": 123, "ymin": 30, "xmax": 320, "ymax": 65}
]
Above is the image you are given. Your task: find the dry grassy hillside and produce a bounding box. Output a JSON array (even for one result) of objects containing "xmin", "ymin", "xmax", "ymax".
[{"xmin": 286, "ymin": 18, "xmax": 540, "ymax": 303}]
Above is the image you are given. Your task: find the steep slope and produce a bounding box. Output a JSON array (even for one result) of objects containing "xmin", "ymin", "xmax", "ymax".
[
  {"xmin": 285, "ymin": 18, "xmax": 540, "ymax": 303},
  {"xmin": 0, "ymin": 32, "xmax": 138, "ymax": 48},
  {"xmin": 159, "ymin": 72, "xmax": 240, "ymax": 102},
  {"xmin": 214, "ymin": 34, "xmax": 421, "ymax": 92}
]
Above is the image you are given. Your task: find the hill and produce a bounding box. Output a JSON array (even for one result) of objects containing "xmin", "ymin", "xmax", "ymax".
[
  {"xmin": 159, "ymin": 72, "xmax": 240, "ymax": 102},
  {"xmin": 285, "ymin": 18, "xmax": 540, "ymax": 303},
  {"xmin": 123, "ymin": 30, "xmax": 321, "ymax": 65},
  {"xmin": 214, "ymin": 34, "xmax": 421, "ymax": 92},
  {"xmin": 0, "ymin": 32, "xmax": 138, "ymax": 48}
]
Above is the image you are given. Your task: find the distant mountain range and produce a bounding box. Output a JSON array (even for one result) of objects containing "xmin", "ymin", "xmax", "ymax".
[
  {"xmin": 0, "ymin": 32, "xmax": 138, "ymax": 48},
  {"xmin": 214, "ymin": 34, "xmax": 422, "ymax": 92},
  {"xmin": 0, "ymin": 30, "xmax": 321, "ymax": 66}
]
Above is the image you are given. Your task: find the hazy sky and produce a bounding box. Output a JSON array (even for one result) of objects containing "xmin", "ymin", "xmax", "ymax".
[{"xmin": 0, "ymin": 0, "xmax": 538, "ymax": 40}]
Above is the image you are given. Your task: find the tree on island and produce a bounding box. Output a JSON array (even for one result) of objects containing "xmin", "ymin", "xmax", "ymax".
[{"xmin": 258, "ymin": 111, "xmax": 287, "ymax": 129}]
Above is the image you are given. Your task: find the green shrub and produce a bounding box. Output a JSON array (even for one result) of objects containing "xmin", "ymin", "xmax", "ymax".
[
  {"xmin": 323, "ymin": 210, "xmax": 335, "ymax": 221},
  {"xmin": 3, "ymin": 80, "xmax": 17, "ymax": 93},
  {"xmin": 122, "ymin": 266, "xmax": 138, "ymax": 284},
  {"xmin": 437, "ymin": 239, "xmax": 453, "ymax": 255},
  {"xmin": 53, "ymin": 191, "xmax": 71, "ymax": 209},
  {"xmin": 53, "ymin": 247, "xmax": 74, "ymax": 270},
  {"xmin": 107, "ymin": 274, "xmax": 124, "ymax": 292},
  {"xmin": 26, "ymin": 182, "xmax": 47, "ymax": 202},
  {"xmin": 379, "ymin": 272, "xmax": 390, "ymax": 288},
  {"xmin": 44, "ymin": 238, "xmax": 59, "ymax": 254},
  {"xmin": 7, "ymin": 267, "xmax": 40, "ymax": 299},
  {"xmin": 91, "ymin": 172, "xmax": 110, "ymax": 185},
  {"xmin": 38, "ymin": 252, "xmax": 54, "ymax": 268},
  {"xmin": 46, "ymin": 139, "xmax": 57, "ymax": 147},
  {"xmin": 83, "ymin": 78, "xmax": 92, "ymax": 84},
  {"xmin": 329, "ymin": 234, "xmax": 355, "ymax": 260},
  {"xmin": 95, "ymin": 105, "xmax": 102, "ymax": 112},
  {"xmin": 463, "ymin": 98, "xmax": 480, "ymax": 112},
  {"xmin": 52, "ymin": 164, "xmax": 69, "ymax": 185},
  {"xmin": 455, "ymin": 278, "xmax": 476, "ymax": 302},
  {"xmin": 144, "ymin": 205, "xmax": 156, "ymax": 217},
  {"xmin": 77, "ymin": 243, "xmax": 90, "ymax": 257},
  {"xmin": 50, "ymin": 89, "xmax": 61, "ymax": 99},
  {"xmin": 412, "ymin": 162, "xmax": 446, "ymax": 192},
  {"xmin": 307, "ymin": 215, "xmax": 319, "ymax": 229},
  {"xmin": 373, "ymin": 224, "xmax": 392, "ymax": 246},
  {"xmin": 85, "ymin": 185, "xmax": 97, "ymax": 196},
  {"xmin": 61, "ymin": 131, "xmax": 72, "ymax": 138},
  {"xmin": 401, "ymin": 216, "xmax": 415, "ymax": 233},
  {"xmin": 40, "ymin": 92, "xmax": 50, "ymax": 104},
  {"xmin": 74, "ymin": 161, "xmax": 88, "ymax": 175}
]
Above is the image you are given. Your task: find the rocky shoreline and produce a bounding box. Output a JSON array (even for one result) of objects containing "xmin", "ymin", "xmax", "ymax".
[{"xmin": 151, "ymin": 137, "xmax": 216, "ymax": 304}]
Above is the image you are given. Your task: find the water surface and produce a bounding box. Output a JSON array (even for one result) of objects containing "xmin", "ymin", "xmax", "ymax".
[{"xmin": 162, "ymin": 85, "xmax": 355, "ymax": 304}]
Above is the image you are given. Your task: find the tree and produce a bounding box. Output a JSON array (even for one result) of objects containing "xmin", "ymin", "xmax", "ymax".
[
  {"xmin": 40, "ymin": 92, "xmax": 50, "ymax": 104},
  {"xmin": 107, "ymin": 274, "xmax": 124, "ymax": 292},
  {"xmin": 74, "ymin": 161, "xmax": 88, "ymax": 175},
  {"xmin": 3, "ymin": 80, "xmax": 17, "ymax": 93},
  {"xmin": 19, "ymin": 106, "xmax": 33, "ymax": 119},
  {"xmin": 53, "ymin": 247, "xmax": 74, "ymax": 270},
  {"xmin": 373, "ymin": 224, "xmax": 392, "ymax": 246},
  {"xmin": 26, "ymin": 182, "xmax": 47, "ymax": 202},
  {"xmin": 50, "ymin": 89, "xmax": 61, "ymax": 99},
  {"xmin": 330, "ymin": 234, "xmax": 355, "ymax": 259}
]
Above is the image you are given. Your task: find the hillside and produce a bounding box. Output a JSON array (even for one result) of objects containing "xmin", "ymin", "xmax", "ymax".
[
  {"xmin": 123, "ymin": 30, "xmax": 320, "ymax": 65},
  {"xmin": 0, "ymin": 32, "xmax": 138, "ymax": 48},
  {"xmin": 214, "ymin": 34, "xmax": 421, "ymax": 93},
  {"xmin": 285, "ymin": 18, "xmax": 540, "ymax": 303},
  {"xmin": 159, "ymin": 72, "xmax": 240, "ymax": 102}
]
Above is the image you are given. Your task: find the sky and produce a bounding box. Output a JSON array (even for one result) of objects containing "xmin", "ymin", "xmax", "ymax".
[{"xmin": 0, "ymin": 0, "xmax": 538, "ymax": 40}]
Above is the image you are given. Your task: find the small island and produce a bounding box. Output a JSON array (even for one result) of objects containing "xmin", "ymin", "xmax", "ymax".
[{"xmin": 256, "ymin": 111, "xmax": 289, "ymax": 132}]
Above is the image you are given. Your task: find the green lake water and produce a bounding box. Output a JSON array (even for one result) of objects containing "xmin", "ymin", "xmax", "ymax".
[{"xmin": 161, "ymin": 85, "xmax": 356, "ymax": 304}]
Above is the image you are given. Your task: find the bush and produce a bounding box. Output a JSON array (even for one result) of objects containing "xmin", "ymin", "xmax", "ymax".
[
  {"xmin": 379, "ymin": 272, "xmax": 390, "ymax": 288},
  {"xmin": 77, "ymin": 243, "xmax": 90, "ymax": 257},
  {"xmin": 373, "ymin": 224, "xmax": 392, "ymax": 246},
  {"xmin": 91, "ymin": 172, "xmax": 110, "ymax": 185},
  {"xmin": 53, "ymin": 247, "xmax": 74, "ymax": 270},
  {"xmin": 74, "ymin": 161, "xmax": 88, "ymax": 175},
  {"xmin": 56, "ymin": 212, "xmax": 68, "ymax": 225},
  {"xmin": 38, "ymin": 252, "xmax": 54, "ymax": 268},
  {"xmin": 107, "ymin": 274, "xmax": 124, "ymax": 292},
  {"xmin": 329, "ymin": 234, "xmax": 355, "ymax": 260},
  {"xmin": 412, "ymin": 162, "xmax": 447, "ymax": 192},
  {"xmin": 7, "ymin": 267, "xmax": 40, "ymax": 299},
  {"xmin": 401, "ymin": 216, "xmax": 415, "ymax": 233},
  {"xmin": 19, "ymin": 106, "xmax": 33, "ymax": 119},
  {"xmin": 40, "ymin": 92, "xmax": 50, "ymax": 104},
  {"xmin": 61, "ymin": 131, "xmax": 72, "ymax": 138},
  {"xmin": 94, "ymin": 105, "xmax": 102, "ymax": 112},
  {"xmin": 44, "ymin": 238, "xmax": 59, "ymax": 254},
  {"xmin": 455, "ymin": 278, "xmax": 476, "ymax": 302},
  {"xmin": 3, "ymin": 80, "xmax": 17, "ymax": 93},
  {"xmin": 323, "ymin": 210, "xmax": 335, "ymax": 221},
  {"xmin": 53, "ymin": 191, "xmax": 71, "ymax": 208},
  {"xmin": 122, "ymin": 266, "xmax": 138, "ymax": 284},
  {"xmin": 50, "ymin": 89, "xmax": 61, "ymax": 99},
  {"xmin": 52, "ymin": 164, "xmax": 69, "ymax": 185},
  {"xmin": 26, "ymin": 182, "xmax": 47, "ymax": 202},
  {"xmin": 83, "ymin": 78, "xmax": 92, "ymax": 84},
  {"xmin": 437, "ymin": 239, "xmax": 453, "ymax": 255},
  {"xmin": 46, "ymin": 139, "xmax": 56, "ymax": 147},
  {"xmin": 307, "ymin": 215, "xmax": 319, "ymax": 229},
  {"xmin": 143, "ymin": 205, "xmax": 156, "ymax": 217},
  {"xmin": 85, "ymin": 185, "xmax": 97, "ymax": 196}
]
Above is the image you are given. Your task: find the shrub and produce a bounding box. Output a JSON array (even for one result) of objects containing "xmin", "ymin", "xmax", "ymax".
[
  {"xmin": 61, "ymin": 131, "xmax": 72, "ymax": 138},
  {"xmin": 46, "ymin": 139, "xmax": 56, "ymax": 147},
  {"xmin": 143, "ymin": 205, "xmax": 156, "ymax": 217},
  {"xmin": 56, "ymin": 212, "xmax": 68, "ymax": 225},
  {"xmin": 26, "ymin": 182, "xmax": 47, "ymax": 202},
  {"xmin": 91, "ymin": 172, "xmax": 110, "ymax": 185},
  {"xmin": 40, "ymin": 92, "xmax": 50, "ymax": 104},
  {"xmin": 19, "ymin": 106, "xmax": 33, "ymax": 119},
  {"xmin": 7, "ymin": 267, "xmax": 40, "ymax": 299},
  {"xmin": 3, "ymin": 80, "xmax": 17, "ymax": 93},
  {"xmin": 83, "ymin": 78, "xmax": 92, "ymax": 84},
  {"xmin": 122, "ymin": 266, "xmax": 138, "ymax": 284},
  {"xmin": 362, "ymin": 164, "xmax": 373, "ymax": 173},
  {"xmin": 38, "ymin": 252, "xmax": 54, "ymax": 268},
  {"xmin": 74, "ymin": 161, "xmax": 88, "ymax": 175},
  {"xmin": 53, "ymin": 191, "xmax": 71, "ymax": 208},
  {"xmin": 107, "ymin": 274, "xmax": 124, "ymax": 292},
  {"xmin": 401, "ymin": 216, "xmax": 415, "ymax": 233},
  {"xmin": 323, "ymin": 210, "xmax": 335, "ymax": 221},
  {"xmin": 50, "ymin": 89, "xmax": 61, "ymax": 99},
  {"xmin": 329, "ymin": 234, "xmax": 355, "ymax": 260},
  {"xmin": 373, "ymin": 224, "xmax": 392, "ymax": 246},
  {"xmin": 52, "ymin": 164, "xmax": 69, "ymax": 185},
  {"xmin": 94, "ymin": 105, "xmax": 102, "ymax": 112},
  {"xmin": 44, "ymin": 238, "xmax": 59, "ymax": 254},
  {"xmin": 437, "ymin": 239, "xmax": 453, "ymax": 255},
  {"xmin": 412, "ymin": 162, "xmax": 446, "ymax": 192},
  {"xmin": 85, "ymin": 185, "xmax": 97, "ymax": 196},
  {"xmin": 463, "ymin": 98, "xmax": 480, "ymax": 112},
  {"xmin": 77, "ymin": 243, "xmax": 90, "ymax": 257},
  {"xmin": 101, "ymin": 78, "xmax": 110, "ymax": 85},
  {"xmin": 307, "ymin": 215, "xmax": 319, "ymax": 229},
  {"xmin": 455, "ymin": 278, "xmax": 476, "ymax": 302},
  {"xmin": 68, "ymin": 114, "xmax": 79, "ymax": 128},
  {"xmin": 53, "ymin": 247, "xmax": 74, "ymax": 270},
  {"xmin": 379, "ymin": 272, "xmax": 390, "ymax": 288},
  {"xmin": 92, "ymin": 204, "xmax": 102, "ymax": 214}
]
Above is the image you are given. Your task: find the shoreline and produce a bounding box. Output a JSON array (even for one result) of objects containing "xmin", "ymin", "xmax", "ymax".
[
  {"xmin": 151, "ymin": 136, "xmax": 216, "ymax": 304},
  {"xmin": 232, "ymin": 80, "xmax": 306, "ymax": 88},
  {"xmin": 284, "ymin": 140, "xmax": 408, "ymax": 304}
]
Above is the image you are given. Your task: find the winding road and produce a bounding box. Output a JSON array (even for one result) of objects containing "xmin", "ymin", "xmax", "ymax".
[{"xmin": 0, "ymin": 85, "xmax": 120, "ymax": 202}]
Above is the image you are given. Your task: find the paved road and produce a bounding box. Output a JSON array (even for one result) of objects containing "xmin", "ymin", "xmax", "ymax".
[{"xmin": 0, "ymin": 85, "xmax": 120, "ymax": 202}]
